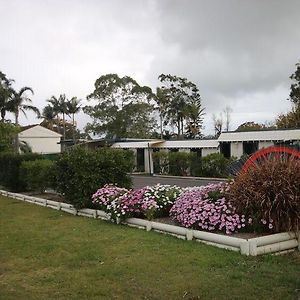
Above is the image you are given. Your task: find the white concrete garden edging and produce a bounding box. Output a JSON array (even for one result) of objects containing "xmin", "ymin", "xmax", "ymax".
[{"xmin": 1, "ymin": 190, "xmax": 299, "ymax": 256}]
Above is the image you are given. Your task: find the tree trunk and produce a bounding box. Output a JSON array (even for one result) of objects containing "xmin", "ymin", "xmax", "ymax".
[
  {"xmin": 72, "ymin": 113, "xmax": 75, "ymax": 143},
  {"xmin": 15, "ymin": 110, "xmax": 19, "ymax": 153}
]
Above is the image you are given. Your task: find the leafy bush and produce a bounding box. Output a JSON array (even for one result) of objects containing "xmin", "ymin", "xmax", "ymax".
[
  {"xmin": 170, "ymin": 183, "xmax": 246, "ymax": 234},
  {"xmin": 20, "ymin": 159, "xmax": 55, "ymax": 193},
  {"xmin": 152, "ymin": 151, "xmax": 169, "ymax": 174},
  {"xmin": 230, "ymin": 159, "xmax": 300, "ymax": 232},
  {"xmin": 0, "ymin": 153, "xmax": 41, "ymax": 191},
  {"xmin": 168, "ymin": 152, "xmax": 195, "ymax": 176},
  {"xmin": 199, "ymin": 153, "xmax": 232, "ymax": 178},
  {"xmin": 0, "ymin": 123, "xmax": 20, "ymax": 153},
  {"xmin": 54, "ymin": 147, "xmax": 134, "ymax": 208}
]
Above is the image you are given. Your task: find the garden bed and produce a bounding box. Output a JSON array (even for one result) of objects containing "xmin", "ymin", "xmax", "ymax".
[{"xmin": 1, "ymin": 189, "xmax": 299, "ymax": 257}]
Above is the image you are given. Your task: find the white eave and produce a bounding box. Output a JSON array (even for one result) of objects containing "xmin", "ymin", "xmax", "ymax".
[
  {"xmin": 111, "ymin": 139, "xmax": 219, "ymax": 149},
  {"xmin": 218, "ymin": 129, "xmax": 300, "ymax": 142}
]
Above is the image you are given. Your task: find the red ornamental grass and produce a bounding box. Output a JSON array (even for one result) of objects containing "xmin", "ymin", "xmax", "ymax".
[{"xmin": 230, "ymin": 158, "xmax": 300, "ymax": 232}]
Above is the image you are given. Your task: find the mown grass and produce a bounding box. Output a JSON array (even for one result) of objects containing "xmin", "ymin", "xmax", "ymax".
[{"xmin": 0, "ymin": 196, "xmax": 299, "ymax": 300}]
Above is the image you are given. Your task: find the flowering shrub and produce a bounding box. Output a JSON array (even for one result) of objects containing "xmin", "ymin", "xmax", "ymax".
[
  {"xmin": 170, "ymin": 182, "xmax": 246, "ymax": 234},
  {"xmin": 115, "ymin": 187, "xmax": 156, "ymax": 220},
  {"xmin": 92, "ymin": 184, "xmax": 129, "ymax": 212},
  {"xmin": 144, "ymin": 184, "xmax": 182, "ymax": 218}
]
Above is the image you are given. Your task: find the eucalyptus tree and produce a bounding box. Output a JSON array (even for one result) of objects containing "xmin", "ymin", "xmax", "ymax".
[
  {"xmin": 158, "ymin": 74, "xmax": 205, "ymax": 138},
  {"xmin": 84, "ymin": 74, "xmax": 157, "ymax": 138},
  {"xmin": 66, "ymin": 97, "xmax": 82, "ymax": 142}
]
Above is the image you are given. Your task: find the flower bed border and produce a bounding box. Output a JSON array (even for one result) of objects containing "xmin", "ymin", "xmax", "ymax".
[{"xmin": 1, "ymin": 190, "xmax": 299, "ymax": 256}]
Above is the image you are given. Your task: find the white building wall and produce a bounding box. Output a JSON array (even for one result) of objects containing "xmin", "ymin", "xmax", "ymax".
[
  {"xmin": 230, "ymin": 142, "xmax": 243, "ymax": 158},
  {"xmin": 20, "ymin": 137, "xmax": 61, "ymax": 154},
  {"xmin": 258, "ymin": 141, "xmax": 274, "ymax": 149},
  {"xmin": 202, "ymin": 148, "xmax": 219, "ymax": 157}
]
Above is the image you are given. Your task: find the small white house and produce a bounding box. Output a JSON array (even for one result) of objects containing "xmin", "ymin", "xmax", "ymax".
[{"xmin": 18, "ymin": 124, "xmax": 62, "ymax": 154}]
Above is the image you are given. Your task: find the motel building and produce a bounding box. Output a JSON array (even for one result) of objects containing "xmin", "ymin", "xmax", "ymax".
[{"xmin": 80, "ymin": 128, "xmax": 300, "ymax": 174}]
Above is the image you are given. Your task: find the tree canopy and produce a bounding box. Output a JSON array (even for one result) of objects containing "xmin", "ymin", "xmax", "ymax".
[
  {"xmin": 158, "ymin": 74, "xmax": 205, "ymax": 138},
  {"xmin": 84, "ymin": 74, "xmax": 157, "ymax": 139}
]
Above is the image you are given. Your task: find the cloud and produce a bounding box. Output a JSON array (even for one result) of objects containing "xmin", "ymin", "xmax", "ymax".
[{"xmin": 0, "ymin": 0, "xmax": 299, "ymax": 134}]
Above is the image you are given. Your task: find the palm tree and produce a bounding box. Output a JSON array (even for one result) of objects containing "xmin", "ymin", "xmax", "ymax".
[
  {"xmin": 66, "ymin": 97, "xmax": 81, "ymax": 142},
  {"xmin": 48, "ymin": 94, "xmax": 68, "ymax": 141},
  {"xmin": 0, "ymin": 71, "xmax": 14, "ymax": 122},
  {"xmin": 41, "ymin": 105, "xmax": 57, "ymax": 130},
  {"xmin": 11, "ymin": 87, "xmax": 39, "ymax": 126},
  {"xmin": 10, "ymin": 87, "xmax": 40, "ymax": 152}
]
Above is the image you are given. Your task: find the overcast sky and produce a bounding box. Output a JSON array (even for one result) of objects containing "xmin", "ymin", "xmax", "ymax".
[{"xmin": 1, "ymin": 0, "xmax": 299, "ymax": 135}]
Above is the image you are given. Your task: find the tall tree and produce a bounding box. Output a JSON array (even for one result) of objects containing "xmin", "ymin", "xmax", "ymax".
[
  {"xmin": 84, "ymin": 74, "xmax": 157, "ymax": 138},
  {"xmin": 11, "ymin": 87, "xmax": 39, "ymax": 126},
  {"xmin": 158, "ymin": 74, "xmax": 204, "ymax": 138},
  {"xmin": 212, "ymin": 113, "xmax": 223, "ymax": 137},
  {"xmin": 10, "ymin": 87, "xmax": 39, "ymax": 152},
  {"xmin": 223, "ymin": 105, "xmax": 233, "ymax": 132},
  {"xmin": 0, "ymin": 71, "xmax": 14, "ymax": 122},
  {"xmin": 154, "ymin": 87, "xmax": 169, "ymax": 139},
  {"xmin": 288, "ymin": 61, "xmax": 300, "ymax": 105},
  {"xmin": 185, "ymin": 98, "xmax": 205, "ymax": 139},
  {"xmin": 41, "ymin": 104, "xmax": 57, "ymax": 130},
  {"xmin": 66, "ymin": 97, "xmax": 82, "ymax": 142},
  {"xmin": 48, "ymin": 94, "xmax": 69, "ymax": 141},
  {"xmin": 276, "ymin": 61, "xmax": 300, "ymax": 129}
]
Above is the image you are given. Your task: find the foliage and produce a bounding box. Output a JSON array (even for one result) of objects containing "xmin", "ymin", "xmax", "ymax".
[
  {"xmin": 276, "ymin": 102, "xmax": 300, "ymax": 128},
  {"xmin": 288, "ymin": 61, "xmax": 300, "ymax": 105},
  {"xmin": 53, "ymin": 147, "xmax": 134, "ymax": 208},
  {"xmin": 158, "ymin": 74, "xmax": 205, "ymax": 138},
  {"xmin": 84, "ymin": 74, "xmax": 157, "ymax": 138},
  {"xmin": 230, "ymin": 158, "xmax": 300, "ymax": 232},
  {"xmin": 235, "ymin": 121, "xmax": 270, "ymax": 131},
  {"xmin": 0, "ymin": 122, "xmax": 19, "ymax": 153},
  {"xmin": 20, "ymin": 159, "xmax": 55, "ymax": 193},
  {"xmin": 170, "ymin": 183, "xmax": 245, "ymax": 234},
  {"xmin": 0, "ymin": 71, "xmax": 14, "ymax": 122},
  {"xmin": 201, "ymin": 153, "xmax": 233, "ymax": 178},
  {"xmin": 0, "ymin": 152, "xmax": 41, "ymax": 191},
  {"xmin": 168, "ymin": 151, "xmax": 195, "ymax": 176},
  {"xmin": 152, "ymin": 151, "xmax": 169, "ymax": 174}
]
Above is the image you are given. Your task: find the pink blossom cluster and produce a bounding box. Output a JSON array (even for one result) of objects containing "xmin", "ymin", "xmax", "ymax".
[
  {"xmin": 92, "ymin": 184, "xmax": 129, "ymax": 211},
  {"xmin": 116, "ymin": 187, "xmax": 157, "ymax": 219},
  {"xmin": 170, "ymin": 183, "xmax": 245, "ymax": 234}
]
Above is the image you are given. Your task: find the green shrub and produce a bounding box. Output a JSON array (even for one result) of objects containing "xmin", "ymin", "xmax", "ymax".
[
  {"xmin": 153, "ymin": 151, "xmax": 169, "ymax": 174},
  {"xmin": 230, "ymin": 159, "xmax": 300, "ymax": 232},
  {"xmin": 168, "ymin": 151, "xmax": 195, "ymax": 176},
  {"xmin": 53, "ymin": 147, "xmax": 134, "ymax": 208},
  {"xmin": 198, "ymin": 153, "xmax": 232, "ymax": 178},
  {"xmin": 20, "ymin": 159, "xmax": 55, "ymax": 193},
  {"xmin": 0, "ymin": 153, "xmax": 41, "ymax": 191}
]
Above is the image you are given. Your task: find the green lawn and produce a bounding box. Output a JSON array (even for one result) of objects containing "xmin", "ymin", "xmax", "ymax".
[{"xmin": 0, "ymin": 196, "xmax": 299, "ymax": 300}]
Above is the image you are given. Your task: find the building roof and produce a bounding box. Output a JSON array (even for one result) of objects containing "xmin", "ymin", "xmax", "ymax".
[
  {"xmin": 112, "ymin": 139, "xmax": 219, "ymax": 149},
  {"xmin": 218, "ymin": 128, "xmax": 300, "ymax": 142},
  {"xmin": 19, "ymin": 125, "xmax": 62, "ymax": 138}
]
